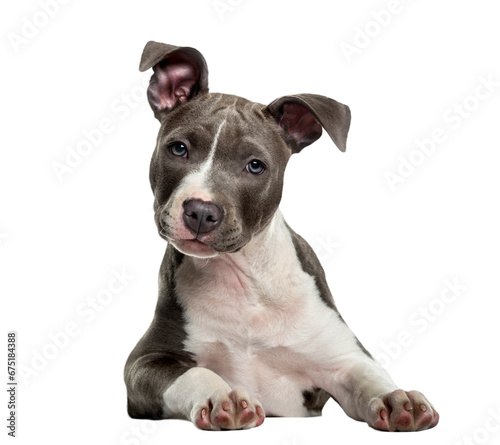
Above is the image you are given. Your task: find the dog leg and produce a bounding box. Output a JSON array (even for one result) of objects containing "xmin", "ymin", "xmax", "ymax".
[
  {"xmin": 319, "ymin": 353, "xmax": 439, "ymax": 432},
  {"xmin": 163, "ymin": 367, "xmax": 265, "ymax": 430}
]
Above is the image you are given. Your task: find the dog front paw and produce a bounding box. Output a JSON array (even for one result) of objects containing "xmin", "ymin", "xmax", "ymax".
[
  {"xmin": 191, "ymin": 387, "xmax": 265, "ymax": 430},
  {"xmin": 367, "ymin": 389, "xmax": 439, "ymax": 432}
]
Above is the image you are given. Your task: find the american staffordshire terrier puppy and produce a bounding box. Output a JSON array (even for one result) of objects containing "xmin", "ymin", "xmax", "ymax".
[{"xmin": 124, "ymin": 41, "xmax": 439, "ymax": 432}]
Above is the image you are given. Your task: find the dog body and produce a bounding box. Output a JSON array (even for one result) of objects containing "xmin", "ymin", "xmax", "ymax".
[
  {"xmin": 166, "ymin": 209, "xmax": 371, "ymax": 419},
  {"xmin": 124, "ymin": 42, "xmax": 439, "ymax": 432}
]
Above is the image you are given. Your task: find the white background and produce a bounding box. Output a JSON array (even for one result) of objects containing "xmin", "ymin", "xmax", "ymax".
[{"xmin": 1, "ymin": 1, "xmax": 500, "ymax": 444}]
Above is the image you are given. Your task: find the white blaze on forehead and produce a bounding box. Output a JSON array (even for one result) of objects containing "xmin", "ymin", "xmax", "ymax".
[
  {"xmin": 166, "ymin": 117, "xmax": 228, "ymax": 216},
  {"xmin": 198, "ymin": 118, "xmax": 227, "ymax": 179}
]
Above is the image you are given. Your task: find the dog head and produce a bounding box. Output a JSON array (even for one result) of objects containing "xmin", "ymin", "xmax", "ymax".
[{"xmin": 140, "ymin": 41, "xmax": 351, "ymax": 258}]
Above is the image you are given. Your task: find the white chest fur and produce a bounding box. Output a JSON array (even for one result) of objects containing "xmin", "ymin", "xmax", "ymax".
[{"xmin": 173, "ymin": 212, "xmax": 356, "ymax": 416}]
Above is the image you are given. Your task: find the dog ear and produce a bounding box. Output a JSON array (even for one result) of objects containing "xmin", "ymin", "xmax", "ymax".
[
  {"xmin": 139, "ymin": 41, "xmax": 209, "ymax": 119},
  {"xmin": 266, "ymin": 94, "xmax": 351, "ymax": 153}
]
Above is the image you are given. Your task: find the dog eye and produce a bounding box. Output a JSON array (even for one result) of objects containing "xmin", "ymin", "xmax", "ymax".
[
  {"xmin": 168, "ymin": 142, "xmax": 188, "ymax": 158},
  {"xmin": 246, "ymin": 160, "xmax": 266, "ymax": 175}
]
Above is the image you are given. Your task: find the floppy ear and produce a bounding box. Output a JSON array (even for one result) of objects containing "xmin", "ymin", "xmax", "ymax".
[
  {"xmin": 139, "ymin": 41, "xmax": 209, "ymax": 119},
  {"xmin": 266, "ymin": 94, "xmax": 351, "ymax": 153}
]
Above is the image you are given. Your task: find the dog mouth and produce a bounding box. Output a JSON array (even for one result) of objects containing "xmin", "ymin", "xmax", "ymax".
[
  {"xmin": 156, "ymin": 210, "xmax": 246, "ymax": 257},
  {"xmin": 157, "ymin": 221, "xmax": 219, "ymax": 256},
  {"xmin": 168, "ymin": 234, "xmax": 247, "ymax": 258},
  {"xmin": 178, "ymin": 238, "xmax": 209, "ymax": 248},
  {"xmin": 170, "ymin": 237, "xmax": 219, "ymax": 258}
]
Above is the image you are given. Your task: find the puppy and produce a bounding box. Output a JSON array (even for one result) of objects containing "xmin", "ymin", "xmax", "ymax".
[{"xmin": 124, "ymin": 41, "xmax": 439, "ymax": 432}]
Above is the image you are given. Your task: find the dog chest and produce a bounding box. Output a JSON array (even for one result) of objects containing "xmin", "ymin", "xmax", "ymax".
[{"xmin": 170, "ymin": 222, "xmax": 346, "ymax": 415}]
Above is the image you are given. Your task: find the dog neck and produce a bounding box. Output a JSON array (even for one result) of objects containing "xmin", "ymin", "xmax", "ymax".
[{"xmin": 180, "ymin": 210, "xmax": 297, "ymax": 294}]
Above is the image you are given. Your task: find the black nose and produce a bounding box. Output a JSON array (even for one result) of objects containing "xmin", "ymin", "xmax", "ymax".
[{"xmin": 183, "ymin": 199, "xmax": 224, "ymax": 236}]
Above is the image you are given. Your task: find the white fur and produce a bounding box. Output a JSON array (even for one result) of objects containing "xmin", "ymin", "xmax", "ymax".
[
  {"xmin": 169, "ymin": 211, "xmax": 396, "ymax": 418},
  {"xmin": 198, "ymin": 118, "xmax": 226, "ymax": 179},
  {"xmin": 163, "ymin": 367, "xmax": 231, "ymax": 419}
]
